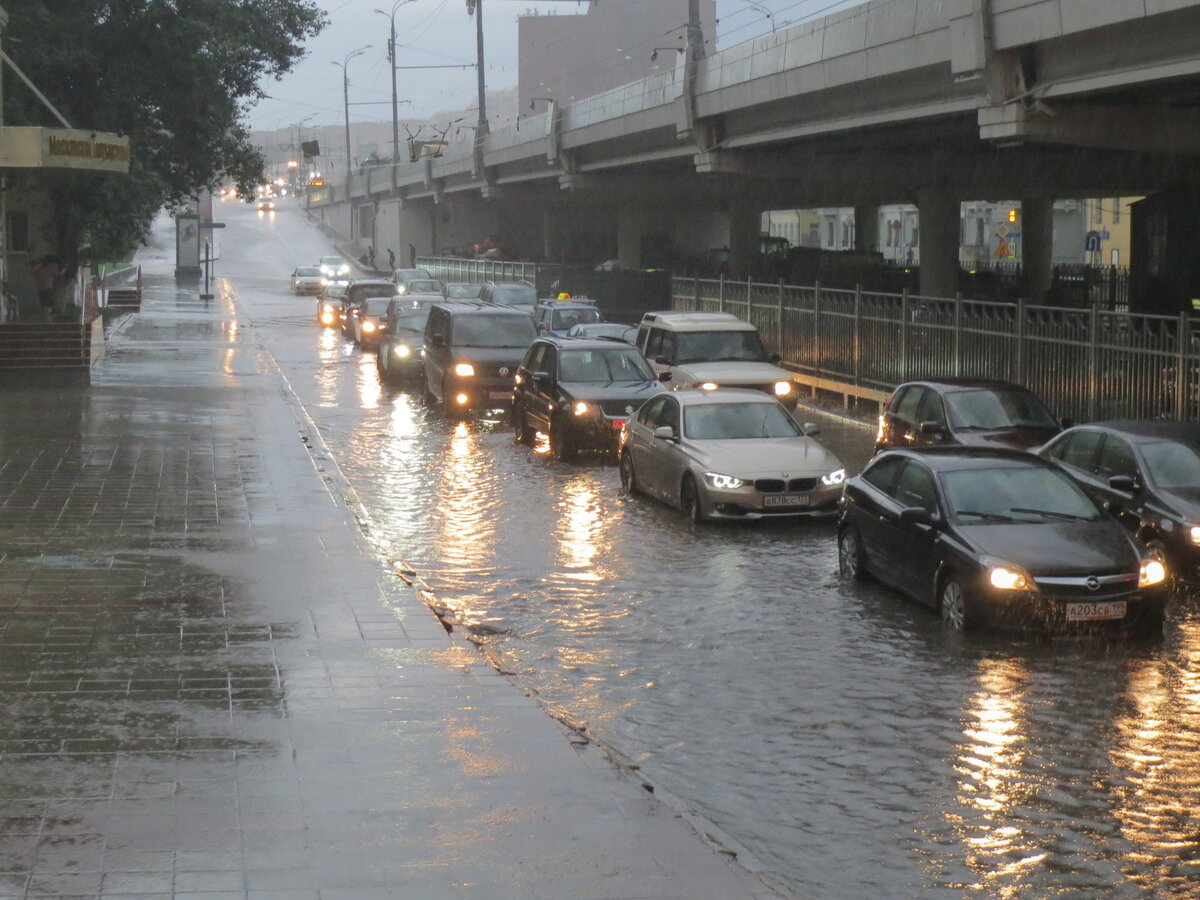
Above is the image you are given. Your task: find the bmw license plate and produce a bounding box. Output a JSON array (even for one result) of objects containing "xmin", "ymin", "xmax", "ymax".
[
  {"xmin": 763, "ymin": 493, "xmax": 808, "ymax": 508},
  {"xmin": 1065, "ymin": 600, "xmax": 1126, "ymax": 621}
]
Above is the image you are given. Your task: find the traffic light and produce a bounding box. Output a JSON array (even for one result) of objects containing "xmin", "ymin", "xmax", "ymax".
[{"xmin": 1008, "ymin": 208, "xmax": 1019, "ymax": 224}]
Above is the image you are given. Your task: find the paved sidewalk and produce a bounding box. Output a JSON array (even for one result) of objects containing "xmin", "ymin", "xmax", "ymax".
[{"xmin": 0, "ymin": 272, "xmax": 777, "ymax": 899}]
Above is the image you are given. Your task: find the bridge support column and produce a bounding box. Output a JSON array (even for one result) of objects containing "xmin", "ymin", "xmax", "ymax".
[
  {"xmin": 1020, "ymin": 197, "xmax": 1054, "ymax": 303},
  {"xmin": 617, "ymin": 206, "xmax": 648, "ymax": 270},
  {"xmin": 917, "ymin": 190, "xmax": 960, "ymax": 299},
  {"xmin": 855, "ymin": 205, "xmax": 880, "ymax": 253},
  {"xmin": 728, "ymin": 199, "xmax": 760, "ymax": 280}
]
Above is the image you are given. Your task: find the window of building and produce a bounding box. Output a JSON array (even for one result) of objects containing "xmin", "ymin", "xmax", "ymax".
[
  {"xmin": 6, "ymin": 211, "xmax": 29, "ymax": 254},
  {"xmin": 1112, "ymin": 198, "xmax": 1120, "ymax": 224}
]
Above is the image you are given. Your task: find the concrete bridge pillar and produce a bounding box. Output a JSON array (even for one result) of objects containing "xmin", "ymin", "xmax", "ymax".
[
  {"xmin": 917, "ymin": 190, "xmax": 961, "ymax": 299},
  {"xmin": 728, "ymin": 199, "xmax": 760, "ymax": 280},
  {"xmin": 855, "ymin": 205, "xmax": 880, "ymax": 253},
  {"xmin": 1020, "ymin": 197, "xmax": 1054, "ymax": 303}
]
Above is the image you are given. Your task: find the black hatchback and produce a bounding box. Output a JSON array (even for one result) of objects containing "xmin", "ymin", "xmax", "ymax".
[
  {"xmin": 875, "ymin": 379, "xmax": 1063, "ymax": 453},
  {"xmin": 512, "ymin": 336, "xmax": 667, "ymax": 459},
  {"xmin": 1038, "ymin": 420, "xmax": 1200, "ymax": 581},
  {"xmin": 837, "ymin": 447, "xmax": 1167, "ymax": 634}
]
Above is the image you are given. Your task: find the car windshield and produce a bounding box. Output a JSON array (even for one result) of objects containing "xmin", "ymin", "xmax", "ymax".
[
  {"xmin": 944, "ymin": 388, "xmax": 1058, "ymax": 429},
  {"xmin": 942, "ymin": 466, "xmax": 1100, "ymax": 522},
  {"xmin": 453, "ymin": 315, "xmax": 536, "ymax": 347},
  {"xmin": 675, "ymin": 329, "xmax": 767, "ymax": 364},
  {"xmin": 405, "ymin": 279, "xmax": 444, "ymax": 294},
  {"xmin": 683, "ymin": 401, "xmax": 801, "ymax": 440},
  {"xmin": 490, "ymin": 284, "xmax": 537, "ymax": 307},
  {"xmin": 351, "ymin": 285, "xmax": 396, "ymax": 301},
  {"xmin": 445, "ymin": 283, "xmax": 483, "ymax": 299},
  {"xmin": 553, "ymin": 307, "xmax": 603, "ymax": 330},
  {"xmin": 362, "ymin": 298, "xmax": 392, "ymax": 315},
  {"xmin": 559, "ymin": 348, "xmax": 655, "ymax": 383},
  {"xmin": 1140, "ymin": 440, "xmax": 1200, "ymax": 490},
  {"xmin": 295, "ymin": 267, "xmax": 321, "ymax": 277},
  {"xmin": 394, "ymin": 306, "xmax": 433, "ymax": 333}
]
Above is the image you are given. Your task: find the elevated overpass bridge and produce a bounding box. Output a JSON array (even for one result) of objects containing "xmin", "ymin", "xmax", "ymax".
[{"xmin": 308, "ymin": 0, "xmax": 1200, "ymax": 308}]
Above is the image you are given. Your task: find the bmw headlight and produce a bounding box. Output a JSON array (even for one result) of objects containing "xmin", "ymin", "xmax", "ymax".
[
  {"xmin": 821, "ymin": 468, "xmax": 846, "ymax": 486},
  {"xmin": 1140, "ymin": 558, "xmax": 1167, "ymax": 587},
  {"xmin": 984, "ymin": 559, "xmax": 1034, "ymax": 591},
  {"xmin": 454, "ymin": 363, "xmax": 475, "ymax": 377},
  {"xmin": 774, "ymin": 381, "xmax": 794, "ymax": 396},
  {"xmin": 704, "ymin": 472, "xmax": 745, "ymax": 490}
]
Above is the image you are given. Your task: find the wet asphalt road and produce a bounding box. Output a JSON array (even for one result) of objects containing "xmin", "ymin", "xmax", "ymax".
[{"xmin": 209, "ymin": 198, "xmax": 1200, "ymax": 898}]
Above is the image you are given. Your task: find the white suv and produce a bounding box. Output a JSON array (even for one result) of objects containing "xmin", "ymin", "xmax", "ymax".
[{"xmin": 634, "ymin": 311, "xmax": 798, "ymax": 409}]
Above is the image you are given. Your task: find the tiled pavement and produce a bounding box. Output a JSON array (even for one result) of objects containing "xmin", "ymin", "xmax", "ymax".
[{"xmin": 0, "ymin": 276, "xmax": 778, "ymax": 899}]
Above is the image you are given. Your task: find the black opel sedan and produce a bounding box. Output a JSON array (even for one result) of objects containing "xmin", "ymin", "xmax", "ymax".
[
  {"xmin": 1038, "ymin": 420, "xmax": 1200, "ymax": 581},
  {"xmin": 837, "ymin": 447, "xmax": 1167, "ymax": 634}
]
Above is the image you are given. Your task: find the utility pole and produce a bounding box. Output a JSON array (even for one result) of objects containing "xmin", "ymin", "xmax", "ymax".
[
  {"xmin": 376, "ymin": 1, "xmax": 415, "ymax": 161},
  {"xmin": 332, "ymin": 45, "xmax": 370, "ymax": 238},
  {"xmin": 688, "ymin": 0, "xmax": 705, "ymax": 59},
  {"xmin": 468, "ymin": 0, "xmax": 489, "ymax": 136}
]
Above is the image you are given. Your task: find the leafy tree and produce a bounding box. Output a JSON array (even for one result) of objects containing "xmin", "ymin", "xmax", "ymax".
[{"xmin": 5, "ymin": 0, "xmax": 326, "ymax": 267}]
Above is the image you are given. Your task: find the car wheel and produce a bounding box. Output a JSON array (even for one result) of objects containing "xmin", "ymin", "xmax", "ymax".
[
  {"xmin": 513, "ymin": 403, "xmax": 534, "ymax": 444},
  {"xmin": 838, "ymin": 526, "xmax": 868, "ymax": 581},
  {"xmin": 550, "ymin": 414, "xmax": 577, "ymax": 461},
  {"xmin": 939, "ymin": 575, "xmax": 975, "ymax": 633},
  {"xmin": 680, "ymin": 474, "xmax": 706, "ymax": 524},
  {"xmin": 619, "ymin": 452, "xmax": 638, "ymax": 494}
]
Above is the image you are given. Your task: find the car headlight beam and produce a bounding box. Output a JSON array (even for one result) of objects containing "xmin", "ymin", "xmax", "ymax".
[
  {"xmin": 987, "ymin": 563, "xmax": 1032, "ymax": 591},
  {"xmin": 454, "ymin": 363, "xmax": 475, "ymax": 377},
  {"xmin": 704, "ymin": 472, "xmax": 745, "ymax": 490},
  {"xmin": 394, "ymin": 344, "xmax": 410, "ymax": 358},
  {"xmin": 821, "ymin": 468, "xmax": 846, "ymax": 486},
  {"xmin": 1140, "ymin": 558, "xmax": 1167, "ymax": 587},
  {"xmin": 573, "ymin": 401, "xmax": 589, "ymax": 416},
  {"xmin": 1190, "ymin": 525, "xmax": 1200, "ymax": 545},
  {"xmin": 774, "ymin": 381, "xmax": 794, "ymax": 396}
]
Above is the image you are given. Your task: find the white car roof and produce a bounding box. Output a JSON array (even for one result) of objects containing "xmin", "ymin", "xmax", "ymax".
[{"xmin": 641, "ymin": 311, "xmax": 756, "ymax": 332}]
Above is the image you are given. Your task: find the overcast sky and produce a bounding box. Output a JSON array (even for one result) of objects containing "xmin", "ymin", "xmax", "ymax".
[{"xmin": 249, "ymin": 0, "xmax": 861, "ymax": 134}]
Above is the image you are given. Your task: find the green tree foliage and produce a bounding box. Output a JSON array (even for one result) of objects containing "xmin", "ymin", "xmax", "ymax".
[{"xmin": 5, "ymin": 0, "xmax": 327, "ymax": 265}]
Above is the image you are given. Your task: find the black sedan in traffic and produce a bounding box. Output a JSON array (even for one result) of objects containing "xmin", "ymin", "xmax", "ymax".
[
  {"xmin": 1038, "ymin": 420, "xmax": 1200, "ymax": 581},
  {"xmin": 838, "ymin": 447, "xmax": 1167, "ymax": 634}
]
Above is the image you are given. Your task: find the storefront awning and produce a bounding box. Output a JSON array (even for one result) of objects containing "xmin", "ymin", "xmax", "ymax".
[{"xmin": 0, "ymin": 126, "xmax": 129, "ymax": 174}]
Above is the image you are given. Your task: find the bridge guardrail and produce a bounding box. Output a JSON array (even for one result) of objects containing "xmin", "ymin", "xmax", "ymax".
[{"xmin": 673, "ymin": 276, "xmax": 1196, "ymax": 424}]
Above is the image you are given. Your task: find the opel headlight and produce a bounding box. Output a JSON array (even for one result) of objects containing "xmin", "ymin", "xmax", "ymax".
[
  {"xmin": 1140, "ymin": 558, "xmax": 1167, "ymax": 587},
  {"xmin": 821, "ymin": 468, "xmax": 846, "ymax": 486},
  {"xmin": 1190, "ymin": 525, "xmax": 1200, "ymax": 545},
  {"xmin": 699, "ymin": 382, "xmax": 718, "ymax": 391},
  {"xmin": 454, "ymin": 363, "xmax": 475, "ymax": 377},
  {"xmin": 774, "ymin": 381, "xmax": 794, "ymax": 396},
  {"xmin": 394, "ymin": 344, "xmax": 410, "ymax": 358},
  {"xmin": 573, "ymin": 401, "xmax": 589, "ymax": 416},
  {"xmin": 704, "ymin": 472, "xmax": 745, "ymax": 490},
  {"xmin": 985, "ymin": 560, "xmax": 1033, "ymax": 591}
]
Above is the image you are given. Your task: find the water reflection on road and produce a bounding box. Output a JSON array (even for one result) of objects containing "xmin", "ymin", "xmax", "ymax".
[{"xmin": 248, "ymin": 288, "xmax": 1200, "ymax": 899}]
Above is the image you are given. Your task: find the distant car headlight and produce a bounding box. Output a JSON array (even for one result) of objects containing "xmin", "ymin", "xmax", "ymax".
[
  {"xmin": 1140, "ymin": 558, "xmax": 1167, "ymax": 587},
  {"xmin": 396, "ymin": 284, "xmax": 408, "ymax": 294},
  {"xmin": 393, "ymin": 344, "xmax": 411, "ymax": 358},
  {"xmin": 1190, "ymin": 525, "xmax": 1200, "ymax": 545},
  {"xmin": 774, "ymin": 381, "xmax": 794, "ymax": 396},
  {"xmin": 573, "ymin": 401, "xmax": 589, "ymax": 416},
  {"xmin": 322, "ymin": 303, "xmax": 335, "ymax": 312},
  {"xmin": 821, "ymin": 468, "xmax": 846, "ymax": 486},
  {"xmin": 704, "ymin": 472, "xmax": 745, "ymax": 490},
  {"xmin": 699, "ymin": 382, "xmax": 718, "ymax": 391},
  {"xmin": 985, "ymin": 560, "xmax": 1033, "ymax": 591},
  {"xmin": 362, "ymin": 321, "xmax": 376, "ymax": 332},
  {"xmin": 454, "ymin": 363, "xmax": 475, "ymax": 377}
]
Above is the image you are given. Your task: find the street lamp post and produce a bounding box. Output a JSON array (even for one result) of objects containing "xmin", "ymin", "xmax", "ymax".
[
  {"xmin": 332, "ymin": 45, "xmax": 371, "ymax": 186},
  {"xmin": 466, "ymin": 0, "xmax": 488, "ymax": 137},
  {"xmin": 375, "ymin": 1, "xmax": 416, "ymax": 163}
]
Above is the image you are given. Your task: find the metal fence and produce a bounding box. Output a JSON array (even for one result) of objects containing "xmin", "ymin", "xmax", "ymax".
[
  {"xmin": 672, "ymin": 277, "xmax": 1197, "ymax": 423},
  {"xmin": 416, "ymin": 257, "xmax": 548, "ymax": 287}
]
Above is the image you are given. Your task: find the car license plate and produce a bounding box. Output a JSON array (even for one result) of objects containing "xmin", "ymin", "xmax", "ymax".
[
  {"xmin": 1065, "ymin": 600, "xmax": 1126, "ymax": 621},
  {"xmin": 488, "ymin": 391, "xmax": 510, "ymax": 400},
  {"xmin": 763, "ymin": 493, "xmax": 808, "ymax": 508}
]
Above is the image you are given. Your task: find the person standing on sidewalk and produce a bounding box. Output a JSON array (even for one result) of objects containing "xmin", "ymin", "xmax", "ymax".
[
  {"xmin": 31, "ymin": 255, "xmax": 64, "ymax": 321},
  {"xmin": 387, "ymin": 248, "xmax": 396, "ymax": 271}
]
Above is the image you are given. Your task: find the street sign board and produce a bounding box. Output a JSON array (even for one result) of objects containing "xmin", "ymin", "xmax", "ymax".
[{"xmin": 1085, "ymin": 231, "xmax": 1101, "ymax": 252}]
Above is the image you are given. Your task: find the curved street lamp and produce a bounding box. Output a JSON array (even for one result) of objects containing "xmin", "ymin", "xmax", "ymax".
[
  {"xmin": 331, "ymin": 45, "xmax": 371, "ymax": 184},
  {"xmin": 374, "ymin": 0, "xmax": 418, "ymax": 162}
]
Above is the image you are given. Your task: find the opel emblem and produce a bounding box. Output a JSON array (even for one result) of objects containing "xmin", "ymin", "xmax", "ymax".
[
  {"xmin": 499, "ymin": 367, "xmax": 510, "ymax": 377},
  {"xmin": 1085, "ymin": 576, "xmax": 1100, "ymax": 591}
]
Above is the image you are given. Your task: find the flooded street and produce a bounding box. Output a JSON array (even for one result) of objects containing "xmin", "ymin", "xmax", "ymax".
[{"xmin": 222, "ymin": 200, "xmax": 1200, "ymax": 898}]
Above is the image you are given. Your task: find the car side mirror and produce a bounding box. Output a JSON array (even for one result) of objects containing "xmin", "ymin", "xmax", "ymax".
[
  {"xmin": 653, "ymin": 425, "xmax": 677, "ymax": 442},
  {"xmin": 658, "ymin": 371, "xmax": 672, "ymax": 383},
  {"xmin": 1108, "ymin": 474, "xmax": 1139, "ymax": 493},
  {"xmin": 429, "ymin": 334, "xmax": 446, "ymax": 348},
  {"xmin": 801, "ymin": 422, "xmax": 820, "ymax": 436},
  {"xmin": 531, "ymin": 370, "xmax": 551, "ymax": 387},
  {"xmin": 918, "ymin": 420, "xmax": 944, "ymax": 437},
  {"xmin": 898, "ymin": 506, "xmax": 938, "ymax": 526}
]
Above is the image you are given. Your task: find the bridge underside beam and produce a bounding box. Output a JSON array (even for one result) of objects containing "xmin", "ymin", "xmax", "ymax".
[{"xmin": 979, "ymin": 104, "xmax": 1200, "ymax": 155}]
